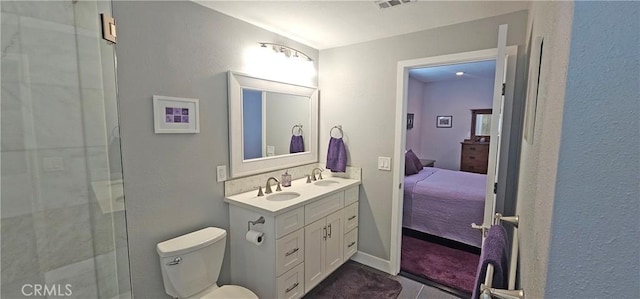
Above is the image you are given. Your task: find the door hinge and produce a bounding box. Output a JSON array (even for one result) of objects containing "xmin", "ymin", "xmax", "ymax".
[
  {"xmin": 399, "ymin": 183, "xmax": 402, "ymax": 189},
  {"xmin": 501, "ymin": 83, "xmax": 505, "ymax": 96},
  {"xmin": 493, "ymin": 182, "xmax": 498, "ymax": 194},
  {"xmin": 101, "ymin": 13, "xmax": 117, "ymax": 44}
]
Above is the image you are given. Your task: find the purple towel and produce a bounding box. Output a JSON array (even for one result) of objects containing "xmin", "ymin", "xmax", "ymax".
[
  {"xmin": 326, "ymin": 137, "xmax": 347, "ymax": 172},
  {"xmin": 472, "ymin": 225, "xmax": 509, "ymax": 299},
  {"xmin": 290, "ymin": 135, "xmax": 304, "ymax": 153}
]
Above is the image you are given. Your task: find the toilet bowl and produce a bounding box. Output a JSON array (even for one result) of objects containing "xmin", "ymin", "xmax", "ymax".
[{"xmin": 157, "ymin": 227, "xmax": 258, "ymax": 299}]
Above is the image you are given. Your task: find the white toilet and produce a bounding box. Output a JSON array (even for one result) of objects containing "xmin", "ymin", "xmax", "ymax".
[{"xmin": 157, "ymin": 227, "xmax": 258, "ymax": 299}]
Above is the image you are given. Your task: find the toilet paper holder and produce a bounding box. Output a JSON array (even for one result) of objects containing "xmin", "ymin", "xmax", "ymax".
[{"xmin": 247, "ymin": 216, "xmax": 265, "ymax": 231}]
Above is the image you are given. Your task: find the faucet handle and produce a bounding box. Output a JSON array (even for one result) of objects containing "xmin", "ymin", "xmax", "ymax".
[
  {"xmin": 276, "ymin": 182, "xmax": 282, "ymax": 192},
  {"xmin": 256, "ymin": 186, "xmax": 264, "ymax": 197},
  {"xmin": 318, "ymin": 172, "xmax": 323, "ymax": 180},
  {"xmin": 306, "ymin": 175, "xmax": 312, "ymax": 183}
]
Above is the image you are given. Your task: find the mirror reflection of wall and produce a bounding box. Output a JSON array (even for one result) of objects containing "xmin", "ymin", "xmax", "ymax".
[
  {"xmin": 470, "ymin": 108, "xmax": 492, "ymax": 142},
  {"xmin": 242, "ymin": 89, "xmax": 310, "ymax": 161},
  {"xmin": 475, "ymin": 114, "xmax": 492, "ymax": 136}
]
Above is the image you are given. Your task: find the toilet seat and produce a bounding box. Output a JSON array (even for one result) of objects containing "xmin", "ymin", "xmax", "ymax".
[{"xmin": 196, "ymin": 285, "xmax": 258, "ymax": 299}]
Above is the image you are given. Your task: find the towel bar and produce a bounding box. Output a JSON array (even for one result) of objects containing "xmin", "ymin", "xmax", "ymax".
[{"xmin": 481, "ymin": 213, "xmax": 525, "ymax": 299}]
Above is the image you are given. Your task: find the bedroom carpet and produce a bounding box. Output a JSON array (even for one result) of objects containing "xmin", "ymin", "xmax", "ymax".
[
  {"xmin": 401, "ymin": 235, "xmax": 480, "ymax": 294},
  {"xmin": 306, "ymin": 262, "xmax": 402, "ymax": 299}
]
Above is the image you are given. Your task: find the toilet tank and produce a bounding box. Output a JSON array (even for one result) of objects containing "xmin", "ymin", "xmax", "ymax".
[{"xmin": 157, "ymin": 227, "xmax": 227, "ymax": 298}]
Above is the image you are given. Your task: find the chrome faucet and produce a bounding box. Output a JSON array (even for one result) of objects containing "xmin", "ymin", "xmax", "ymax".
[
  {"xmin": 310, "ymin": 167, "xmax": 324, "ymax": 181},
  {"xmin": 265, "ymin": 177, "xmax": 282, "ymax": 194}
]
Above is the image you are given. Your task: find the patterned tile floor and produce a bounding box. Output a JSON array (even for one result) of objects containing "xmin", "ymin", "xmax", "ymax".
[{"xmin": 306, "ymin": 261, "xmax": 462, "ymax": 299}]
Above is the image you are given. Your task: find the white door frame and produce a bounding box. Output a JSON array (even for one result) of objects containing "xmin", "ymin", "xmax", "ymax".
[{"xmin": 390, "ymin": 46, "xmax": 518, "ymax": 275}]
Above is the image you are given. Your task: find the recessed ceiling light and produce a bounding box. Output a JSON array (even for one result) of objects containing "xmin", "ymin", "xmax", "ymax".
[{"xmin": 456, "ymin": 72, "xmax": 464, "ymax": 76}]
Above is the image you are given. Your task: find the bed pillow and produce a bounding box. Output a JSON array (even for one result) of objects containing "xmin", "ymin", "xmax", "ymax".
[
  {"xmin": 406, "ymin": 149, "xmax": 424, "ymax": 171},
  {"xmin": 405, "ymin": 152, "xmax": 419, "ymax": 175}
]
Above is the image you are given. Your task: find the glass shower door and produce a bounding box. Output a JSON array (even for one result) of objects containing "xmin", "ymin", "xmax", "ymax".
[{"xmin": 1, "ymin": 0, "xmax": 131, "ymax": 298}]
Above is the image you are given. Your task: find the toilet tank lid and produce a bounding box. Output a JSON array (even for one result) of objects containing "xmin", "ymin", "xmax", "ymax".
[{"xmin": 157, "ymin": 227, "xmax": 226, "ymax": 257}]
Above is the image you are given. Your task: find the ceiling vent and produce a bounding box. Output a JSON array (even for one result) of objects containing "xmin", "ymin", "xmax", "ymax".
[{"xmin": 375, "ymin": 0, "xmax": 416, "ymax": 9}]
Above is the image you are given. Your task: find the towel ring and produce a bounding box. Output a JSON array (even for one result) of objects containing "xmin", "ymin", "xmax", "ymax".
[
  {"xmin": 291, "ymin": 124, "xmax": 303, "ymax": 136},
  {"xmin": 330, "ymin": 125, "xmax": 343, "ymax": 138}
]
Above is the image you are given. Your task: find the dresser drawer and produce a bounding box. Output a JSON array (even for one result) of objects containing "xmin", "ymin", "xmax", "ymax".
[
  {"xmin": 276, "ymin": 262, "xmax": 305, "ymax": 299},
  {"xmin": 343, "ymin": 228, "xmax": 358, "ymax": 260},
  {"xmin": 276, "ymin": 207, "xmax": 305, "ymax": 239},
  {"xmin": 343, "ymin": 202, "xmax": 358, "ymax": 232},
  {"xmin": 276, "ymin": 228, "xmax": 305, "ymax": 276},
  {"xmin": 344, "ymin": 186, "xmax": 359, "ymax": 206},
  {"xmin": 305, "ymin": 192, "xmax": 344, "ymax": 225}
]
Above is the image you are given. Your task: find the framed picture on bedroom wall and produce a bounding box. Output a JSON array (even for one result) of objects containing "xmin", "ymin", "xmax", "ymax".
[{"xmin": 436, "ymin": 115, "xmax": 452, "ymax": 128}]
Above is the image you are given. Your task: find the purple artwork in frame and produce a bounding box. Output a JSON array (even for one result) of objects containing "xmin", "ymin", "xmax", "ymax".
[
  {"xmin": 154, "ymin": 95, "xmax": 200, "ymax": 134},
  {"xmin": 165, "ymin": 107, "xmax": 190, "ymax": 124}
]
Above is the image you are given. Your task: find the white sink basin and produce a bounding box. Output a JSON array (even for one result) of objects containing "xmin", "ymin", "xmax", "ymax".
[
  {"xmin": 266, "ymin": 192, "xmax": 301, "ymax": 201},
  {"xmin": 314, "ymin": 180, "xmax": 340, "ymax": 187}
]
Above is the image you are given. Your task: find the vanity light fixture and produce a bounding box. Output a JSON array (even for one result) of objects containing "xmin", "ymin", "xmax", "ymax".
[
  {"xmin": 259, "ymin": 42, "xmax": 313, "ymax": 62},
  {"xmin": 456, "ymin": 71, "xmax": 465, "ymax": 76}
]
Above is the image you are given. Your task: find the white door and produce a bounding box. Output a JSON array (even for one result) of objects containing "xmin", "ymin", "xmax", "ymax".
[
  {"xmin": 304, "ymin": 218, "xmax": 326, "ymax": 292},
  {"xmin": 324, "ymin": 210, "xmax": 344, "ymax": 274},
  {"xmin": 483, "ymin": 24, "xmax": 509, "ymax": 231}
]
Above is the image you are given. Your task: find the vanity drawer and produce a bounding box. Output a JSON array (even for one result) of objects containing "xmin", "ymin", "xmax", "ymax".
[
  {"xmin": 344, "ymin": 186, "xmax": 359, "ymax": 206},
  {"xmin": 343, "ymin": 202, "xmax": 359, "ymax": 232},
  {"xmin": 305, "ymin": 192, "xmax": 344, "ymax": 225},
  {"xmin": 276, "ymin": 228, "xmax": 305, "ymax": 276},
  {"xmin": 276, "ymin": 207, "xmax": 305, "ymax": 239},
  {"xmin": 277, "ymin": 262, "xmax": 305, "ymax": 299},
  {"xmin": 343, "ymin": 228, "xmax": 358, "ymax": 260}
]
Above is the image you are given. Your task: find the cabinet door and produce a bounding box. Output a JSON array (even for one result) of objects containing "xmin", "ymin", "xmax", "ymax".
[
  {"xmin": 304, "ymin": 218, "xmax": 326, "ymax": 293},
  {"xmin": 324, "ymin": 210, "xmax": 344, "ymax": 274}
]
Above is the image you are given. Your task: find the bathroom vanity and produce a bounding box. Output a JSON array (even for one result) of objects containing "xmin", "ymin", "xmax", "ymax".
[{"xmin": 225, "ymin": 176, "xmax": 360, "ymax": 299}]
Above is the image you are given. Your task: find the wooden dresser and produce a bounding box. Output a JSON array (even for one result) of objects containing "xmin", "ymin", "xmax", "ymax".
[{"xmin": 460, "ymin": 141, "xmax": 489, "ymax": 174}]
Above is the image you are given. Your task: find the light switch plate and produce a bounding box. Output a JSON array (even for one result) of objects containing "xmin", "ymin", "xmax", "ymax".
[
  {"xmin": 378, "ymin": 157, "xmax": 391, "ymax": 171},
  {"xmin": 216, "ymin": 165, "xmax": 227, "ymax": 182}
]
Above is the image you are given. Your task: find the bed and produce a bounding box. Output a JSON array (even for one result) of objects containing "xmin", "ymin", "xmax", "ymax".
[{"xmin": 403, "ymin": 167, "xmax": 486, "ymax": 248}]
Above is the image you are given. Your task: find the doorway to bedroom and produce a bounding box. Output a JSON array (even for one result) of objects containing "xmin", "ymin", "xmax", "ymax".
[{"xmin": 400, "ymin": 60, "xmax": 496, "ymax": 297}]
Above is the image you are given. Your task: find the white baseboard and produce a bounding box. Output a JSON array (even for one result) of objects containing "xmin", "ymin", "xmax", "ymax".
[{"xmin": 350, "ymin": 251, "xmax": 392, "ymax": 275}]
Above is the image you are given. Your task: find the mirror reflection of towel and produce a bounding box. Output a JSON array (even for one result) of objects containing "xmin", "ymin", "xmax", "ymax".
[
  {"xmin": 290, "ymin": 135, "xmax": 305, "ymax": 153},
  {"xmin": 326, "ymin": 137, "xmax": 347, "ymax": 172}
]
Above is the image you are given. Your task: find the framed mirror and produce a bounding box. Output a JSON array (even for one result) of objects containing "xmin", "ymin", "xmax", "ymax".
[
  {"xmin": 228, "ymin": 71, "xmax": 318, "ymax": 177},
  {"xmin": 470, "ymin": 109, "xmax": 492, "ymax": 142}
]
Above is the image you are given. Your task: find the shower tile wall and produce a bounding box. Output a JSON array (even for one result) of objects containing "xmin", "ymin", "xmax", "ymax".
[{"xmin": 1, "ymin": 1, "xmax": 130, "ymax": 298}]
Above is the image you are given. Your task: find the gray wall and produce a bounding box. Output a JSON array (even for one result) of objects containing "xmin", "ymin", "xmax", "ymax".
[
  {"xmin": 319, "ymin": 10, "xmax": 528, "ymax": 260},
  {"xmin": 545, "ymin": 2, "xmax": 639, "ymax": 297},
  {"xmin": 515, "ymin": 2, "xmax": 574, "ymax": 296},
  {"xmin": 112, "ymin": 2, "xmax": 318, "ymax": 297},
  {"xmin": 418, "ymin": 76, "xmax": 494, "ymax": 171},
  {"xmin": 405, "ymin": 77, "xmax": 424, "ymax": 153},
  {"xmin": 517, "ymin": 2, "xmax": 639, "ymax": 297}
]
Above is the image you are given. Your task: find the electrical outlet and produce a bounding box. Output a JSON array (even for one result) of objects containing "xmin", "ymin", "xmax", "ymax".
[
  {"xmin": 378, "ymin": 157, "xmax": 391, "ymax": 171},
  {"xmin": 216, "ymin": 165, "xmax": 227, "ymax": 182}
]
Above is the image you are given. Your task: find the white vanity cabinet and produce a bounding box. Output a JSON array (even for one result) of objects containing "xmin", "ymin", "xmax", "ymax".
[{"xmin": 228, "ymin": 185, "xmax": 359, "ymax": 299}]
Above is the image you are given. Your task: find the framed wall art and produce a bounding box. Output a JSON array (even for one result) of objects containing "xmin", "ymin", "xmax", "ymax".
[
  {"xmin": 153, "ymin": 95, "xmax": 200, "ymax": 134},
  {"xmin": 436, "ymin": 115, "xmax": 452, "ymax": 128}
]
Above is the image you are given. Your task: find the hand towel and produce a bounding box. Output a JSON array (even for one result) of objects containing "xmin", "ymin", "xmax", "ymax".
[
  {"xmin": 289, "ymin": 135, "xmax": 305, "ymax": 153},
  {"xmin": 326, "ymin": 137, "xmax": 347, "ymax": 172},
  {"xmin": 472, "ymin": 224, "xmax": 509, "ymax": 299}
]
